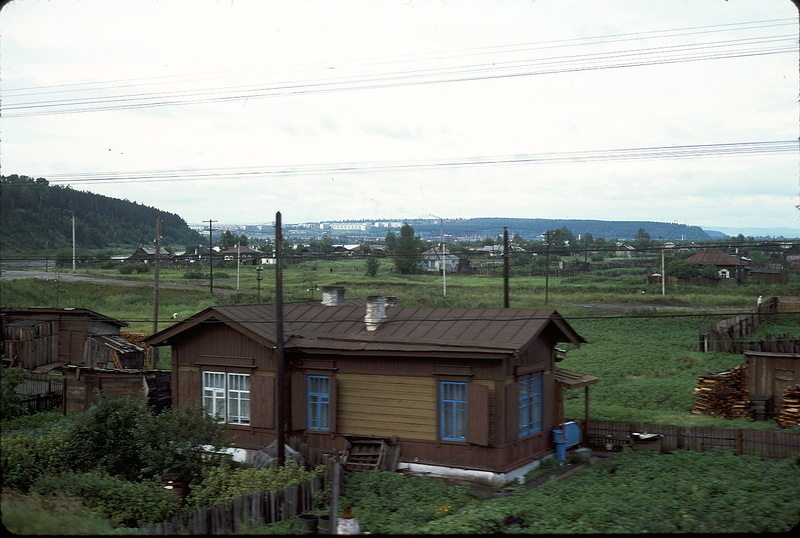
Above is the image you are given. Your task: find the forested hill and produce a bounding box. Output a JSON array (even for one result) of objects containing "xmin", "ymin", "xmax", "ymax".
[
  {"xmin": 1, "ymin": 175, "xmax": 203, "ymax": 252},
  {"xmin": 434, "ymin": 217, "xmax": 712, "ymax": 241}
]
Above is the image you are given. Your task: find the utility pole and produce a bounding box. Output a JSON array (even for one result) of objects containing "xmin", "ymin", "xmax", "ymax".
[
  {"xmin": 65, "ymin": 210, "xmax": 76, "ymax": 273},
  {"xmin": 236, "ymin": 240, "xmax": 240, "ymax": 291},
  {"xmin": 503, "ymin": 227, "xmax": 509, "ymax": 308},
  {"xmin": 275, "ymin": 212, "xmax": 286, "ymax": 467},
  {"xmin": 545, "ymin": 231, "xmax": 551, "ymax": 305},
  {"xmin": 206, "ymin": 219, "xmax": 217, "ymax": 295},
  {"xmin": 661, "ymin": 248, "xmax": 666, "ymax": 296},
  {"xmin": 152, "ymin": 216, "xmax": 161, "ymax": 368}
]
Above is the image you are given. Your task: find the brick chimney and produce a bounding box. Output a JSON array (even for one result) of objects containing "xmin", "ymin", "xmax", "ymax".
[
  {"xmin": 321, "ymin": 286, "xmax": 346, "ymax": 306},
  {"xmin": 365, "ymin": 296, "xmax": 388, "ymax": 331}
]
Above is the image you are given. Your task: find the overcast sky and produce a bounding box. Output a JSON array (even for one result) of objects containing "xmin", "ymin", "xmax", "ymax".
[{"xmin": 2, "ymin": 0, "xmax": 798, "ymax": 232}]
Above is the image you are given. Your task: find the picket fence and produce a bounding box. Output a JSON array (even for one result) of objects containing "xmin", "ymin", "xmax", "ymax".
[
  {"xmin": 585, "ymin": 419, "xmax": 800, "ymax": 459},
  {"xmin": 140, "ymin": 474, "xmax": 325, "ymax": 535}
]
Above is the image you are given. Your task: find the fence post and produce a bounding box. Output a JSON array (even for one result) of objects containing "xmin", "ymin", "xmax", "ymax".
[{"xmin": 736, "ymin": 429, "xmax": 743, "ymax": 455}]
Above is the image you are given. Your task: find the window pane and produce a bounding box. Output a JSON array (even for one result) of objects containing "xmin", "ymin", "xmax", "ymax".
[
  {"xmin": 440, "ymin": 382, "xmax": 466, "ymax": 440},
  {"xmin": 228, "ymin": 373, "xmax": 251, "ymax": 425},
  {"xmin": 519, "ymin": 376, "xmax": 543, "ymax": 437},
  {"xmin": 307, "ymin": 376, "xmax": 330, "ymax": 431}
]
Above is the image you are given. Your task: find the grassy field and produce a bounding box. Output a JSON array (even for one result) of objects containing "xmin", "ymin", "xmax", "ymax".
[{"xmin": 2, "ymin": 259, "xmax": 799, "ymax": 429}]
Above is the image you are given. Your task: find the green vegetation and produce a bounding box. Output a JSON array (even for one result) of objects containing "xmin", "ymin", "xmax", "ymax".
[
  {"xmin": 0, "ymin": 174, "xmax": 202, "ymax": 252},
  {"xmin": 416, "ymin": 449, "xmax": 800, "ymax": 534},
  {"xmin": 186, "ymin": 460, "xmax": 324, "ymax": 507}
]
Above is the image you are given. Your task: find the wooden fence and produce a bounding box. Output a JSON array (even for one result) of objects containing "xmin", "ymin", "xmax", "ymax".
[
  {"xmin": 141, "ymin": 474, "xmax": 325, "ymax": 535},
  {"xmin": 585, "ymin": 419, "xmax": 800, "ymax": 459},
  {"xmin": 698, "ymin": 296, "xmax": 795, "ymax": 353},
  {"xmin": 18, "ymin": 372, "xmax": 64, "ymax": 415}
]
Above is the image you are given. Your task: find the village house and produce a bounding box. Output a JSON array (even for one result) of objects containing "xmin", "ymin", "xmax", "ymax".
[
  {"xmin": 143, "ymin": 287, "xmax": 597, "ymax": 485},
  {"xmin": 420, "ymin": 246, "xmax": 460, "ymax": 273},
  {"xmin": 684, "ymin": 248, "xmax": 748, "ymax": 283},
  {"xmin": 221, "ymin": 245, "xmax": 264, "ymax": 265},
  {"xmin": 124, "ymin": 246, "xmax": 172, "ymax": 264}
]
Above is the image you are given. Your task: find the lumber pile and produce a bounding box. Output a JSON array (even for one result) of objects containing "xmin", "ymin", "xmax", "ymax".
[
  {"xmin": 692, "ymin": 364, "xmax": 749, "ymax": 419},
  {"xmin": 774, "ymin": 385, "xmax": 800, "ymax": 428}
]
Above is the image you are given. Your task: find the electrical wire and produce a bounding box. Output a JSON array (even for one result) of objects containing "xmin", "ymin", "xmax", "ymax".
[
  {"xmin": 2, "ymin": 19, "xmax": 795, "ymax": 118},
  {"xmin": 9, "ymin": 140, "xmax": 795, "ymax": 187}
]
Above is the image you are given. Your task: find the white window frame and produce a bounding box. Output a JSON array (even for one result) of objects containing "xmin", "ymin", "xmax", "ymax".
[{"xmin": 202, "ymin": 371, "xmax": 250, "ymax": 425}]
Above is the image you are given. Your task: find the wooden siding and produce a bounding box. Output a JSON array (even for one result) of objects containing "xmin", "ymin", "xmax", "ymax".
[
  {"xmin": 746, "ymin": 352, "xmax": 800, "ymax": 409},
  {"xmin": 335, "ymin": 374, "xmax": 437, "ymax": 439}
]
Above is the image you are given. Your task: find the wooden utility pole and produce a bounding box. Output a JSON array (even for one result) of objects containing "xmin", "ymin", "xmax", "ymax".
[
  {"xmin": 206, "ymin": 219, "xmax": 217, "ymax": 295},
  {"xmin": 503, "ymin": 227, "xmax": 509, "ymax": 308},
  {"xmin": 152, "ymin": 217, "xmax": 162, "ymax": 368},
  {"xmin": 275, "ymin": 212, "xmax": 286, "ymax": 466},
  {"xmin": 545, "ymin": 231, "xmax": 551, "ymax": 305}
]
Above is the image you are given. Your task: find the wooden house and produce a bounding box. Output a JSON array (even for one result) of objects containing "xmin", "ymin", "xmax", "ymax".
[
  {"xmin": 143, "ymin": 287, "xmax": 596, "ymax": 485},
  {"xmin": 684, "ymin": 248, "xmax": 747, "ymax": 282},
  {"xmin": 125, "ymin": 246, "xmax": 171, "ymax": 264},
  {"xmin": 221, "ymin": 245, "xmax": 264, "ymax": 265},
  {"xmin": 420, "ymin": 246, "xmax": 460, "ymax": 273}
]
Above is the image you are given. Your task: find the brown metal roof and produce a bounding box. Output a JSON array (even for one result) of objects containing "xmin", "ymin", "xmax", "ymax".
[
  {"xmin": 555, "ymin": 368, "xmax": 600, "ymax": 388},
  {"xmin": 0, "ymin": 307, "xmax": 128, "ymax": 327},
  {"xmin": 684, "ymin": 249, "xmax": 744, "ymax": 266},
  {"xmin": 145, "ymin": 302, "xmax": 586, "ymax": 359}
]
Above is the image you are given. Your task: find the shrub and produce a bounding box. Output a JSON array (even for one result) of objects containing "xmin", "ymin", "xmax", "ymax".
[
  {"xmin": 1, "ymin": 425, "xmax": 72, "ymax": 491},
  {"xmin": 33, "ymin": 472, "xmax": 180, "ymax": 527},
  {"xmin": 186, "ymin": 460, "xmax": 324, "ymax": 507},
  {"xmin": 63, "ymin": 397, "xmax": 229, "ymax": 484},
  {"xmin": 0, "ymin": 366, "xmax": 26, "ymax": 420},
  {"xmin": 338, "ymin": 470, "xmax": 475, "ymax": 534}
]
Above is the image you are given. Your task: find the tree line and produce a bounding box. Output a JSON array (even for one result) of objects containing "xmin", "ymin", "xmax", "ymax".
[{"xmin": 1, "ymin": 175, "xmax": 203, "ymax": 252}]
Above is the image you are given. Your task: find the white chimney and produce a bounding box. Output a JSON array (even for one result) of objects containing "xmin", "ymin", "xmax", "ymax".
[
  {"xmin": 365, "ymin": 296, "xmax": 387, "ymax": 331},
  {"xmin": 321, "ymin": 286, "xmax": 346, "ymax": 306}
]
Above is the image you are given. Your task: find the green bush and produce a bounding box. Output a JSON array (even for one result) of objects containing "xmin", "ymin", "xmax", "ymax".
[
  {"xmin": 186, "ymin": 460, "xmax": 324, "ymax": 507},
  {"xmin": 64, "ymin": 397, "xmax": 229, "ymax": 484},
  {"xmin": 419, "ymin": 449, "xmax": 800, "ymax": 534},
  {"xmin": 33, "ymin": 472, "xmax": 180, "ymax": 527},
  {"xmin": 338, "ymin": 470, "xmax": 476, "ymax": 534},
  {"xmin": 0, "ymin": 367, "xmax": 26, "ymax": 420},
  {"xmin": 1, "ymin": 426, "xmax": 72, "ymax": 491}
]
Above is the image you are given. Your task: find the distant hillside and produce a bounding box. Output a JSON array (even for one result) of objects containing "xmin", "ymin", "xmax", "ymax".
[
  {"xmin": 1, "ymin": 174, "xmax": 203, "ymax": 251},
  {"xmin": 403, "ymin": 217, "xmax": 713, "ymax": 241}
]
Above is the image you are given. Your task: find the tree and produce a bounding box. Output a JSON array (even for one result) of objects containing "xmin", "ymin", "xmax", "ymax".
[
  {"xmin": 0, "ymin": 367, "xmax": 26, "ymax": 420},
  {"xmin": 391, "ymin": 223, "xmax": 425, "ymax": 274},
  {"xmin": 64, "ymin": 397, "xmax": 229, "ymax": 484},
  {"xmin": 365, "ymin": 256, "xmax": 380, "ymax": 277},
  {"xmin": 385, "ymin": 231, "xmax": 397, "ymax": 252}
]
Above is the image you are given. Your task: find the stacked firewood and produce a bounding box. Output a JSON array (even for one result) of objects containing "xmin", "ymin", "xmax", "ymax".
[
  {"xmin": 692, "ymin": 364, "xmax": 750, "ymax": 419},
  {"xmin": 774, "ymin": 385, "xmax": 800, "ymax": 428}
]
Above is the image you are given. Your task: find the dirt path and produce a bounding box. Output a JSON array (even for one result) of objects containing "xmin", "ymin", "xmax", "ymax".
[{"xmin": 0, "ymin": 270, "xmax": 240, "ymax": 294}]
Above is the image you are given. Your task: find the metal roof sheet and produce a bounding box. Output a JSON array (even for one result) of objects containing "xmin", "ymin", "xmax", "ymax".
[{"xmin": 146, "ymin": 301, "xmax": 585, "ymax": 357}]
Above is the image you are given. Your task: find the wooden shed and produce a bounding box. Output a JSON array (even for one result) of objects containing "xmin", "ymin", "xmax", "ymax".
[
  {"xmin": 144, "ymin": 290, "xmax": 596, "ymax": 485},
  {"xmin": 2, "ymin": 308, "xmax": 130, "ymax": 369},
  {"xmin": 59, "ymin": 366, "xmax": 171, "ymax": 414},
  {"xmin": 745, "ymin": 350, "xmax": 800, "ymax": 418}
]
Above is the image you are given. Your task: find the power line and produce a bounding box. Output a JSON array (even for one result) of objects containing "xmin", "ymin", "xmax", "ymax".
[
  {"xmin": 10, "ymin": 140, "xmax": 795, "ymax": 186},
  {"xmin": 3, "ymin": 20, "xmax": 795, "ymax": 118}
]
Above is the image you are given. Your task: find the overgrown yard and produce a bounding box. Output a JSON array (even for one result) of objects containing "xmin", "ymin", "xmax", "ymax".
[{"xmin": 1, "ymin": 265, "xmax": 798, "ymax": 533}]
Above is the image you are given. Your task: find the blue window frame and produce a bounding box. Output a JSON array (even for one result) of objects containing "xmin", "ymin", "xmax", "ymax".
[
  {"xmin": 307, "ymin": 375, "xmax": 331, "ymax": 431},
  {"xmin": 439, "ymin": 381, "xmax": 467, "ymax": 440},
  {"xmin": 519, "ymin": 376, "xmax": 542, "ymax": 437}
]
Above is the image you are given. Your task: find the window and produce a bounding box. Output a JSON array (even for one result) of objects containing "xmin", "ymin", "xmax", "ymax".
[
  {"xmin": 307, "ymin": 375, "xmax": 331, "ymax": 431},
  {"xmin": 440, "ymin": 381, "xmax": 467, "ymax": 440},
  {"xmin": 202, "ymin": 372, "xmax": 250, "ymax": 425},
  {"xmin": 518, "ymin": 376, "xmax": 542, "ymax": 437}
]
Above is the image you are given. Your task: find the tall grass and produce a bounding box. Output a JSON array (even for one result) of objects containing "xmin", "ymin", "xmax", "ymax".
[{"xmin": 3, "ymin": 263, "xmax": 798, "ymax": 428}]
